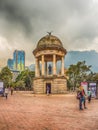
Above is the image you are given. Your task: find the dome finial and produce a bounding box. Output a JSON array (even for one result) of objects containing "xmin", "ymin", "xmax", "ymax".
[{"xmin": 47, "ymin": 31, "xmax": 53, "ymax": 36}]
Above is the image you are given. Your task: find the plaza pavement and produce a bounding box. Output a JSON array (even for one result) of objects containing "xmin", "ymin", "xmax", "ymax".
[{"xmin": 0, "ymin": 91, "xmax": 98, "ymax": 130}]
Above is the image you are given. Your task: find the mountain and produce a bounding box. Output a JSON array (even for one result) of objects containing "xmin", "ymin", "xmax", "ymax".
[
  {"xmin": 28, "ymin": 64, "xmax": 35, "ymax": 71},
  {"xmin": 29, "ymin": 50, "xmax": 98, "ymax": 73},
  {"xmin": 65, "ymin": 50, "xmax": 98, "ymax": 72}
]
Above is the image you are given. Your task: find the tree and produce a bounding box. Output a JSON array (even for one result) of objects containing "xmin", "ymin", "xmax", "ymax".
[
  {"xmin": 94, "ymin": 73, "xmax": 98, "ymax": 81},
  {"xmin": 0, "ymin": 66, "xmax": 13, "ymax": 87},
  {"xmin": 86, "ymin": 71, "xmax": 96, "ymax": 81},
  {"xmin": 66, "ymin": 61, "xmax": 91, "ymax": 91},
  {"xmin": 15, "ymin": 69, "xmax": 35, "ymax": 90},
  {"xmin": 15, "ymin": 80, "xmax": 25, "ymax": 90}
]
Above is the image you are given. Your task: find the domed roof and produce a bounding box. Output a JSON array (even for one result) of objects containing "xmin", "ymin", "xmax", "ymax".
[
  {"xmin": 37, "ymin": 34, "xmax": 63, "ymax": 48},
  {"xmin": 33, "ymin": 33, "xmax": 67, "ymax": 55}
]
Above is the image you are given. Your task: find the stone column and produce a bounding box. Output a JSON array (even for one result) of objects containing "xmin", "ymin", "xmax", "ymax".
[
  {"xmin": 35, "ymin": 57, "xmax": 39, "ymax": 77},
  {"xmin": 61, "ymin": 56, "xmax": 64, "ymax": 75},
  {"xmin": 45, "ymin": 62, "xmax": 47, "ymax": 76},
  {"xmin": 42, "ymin": 55, "xmax": 45, "ymax": 76},
  {"xmin": 38, "ymin": 60, "xmax": 41, "ymax": 76},
  {"xmin": 53, "ymin": 54, "xmax": 56, "ymax": 75}
]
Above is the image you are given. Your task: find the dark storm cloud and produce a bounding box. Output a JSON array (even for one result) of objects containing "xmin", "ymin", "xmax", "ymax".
[
  {"xmin": 0, "ymin": 0, "xmax": 33, "ymax": 34},
  {"xmin": 0, "ymin": 0, "xmax": 98, "ymax": 66},
  {"xmin": 0, "ymin": 0, "xmax": 95, "ymax": 38}
]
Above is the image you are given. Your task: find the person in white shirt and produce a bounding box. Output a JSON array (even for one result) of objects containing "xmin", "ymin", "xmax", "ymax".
[{"xmin": 4, "ymin": 87, "xmax": 9, "ymax": 99}]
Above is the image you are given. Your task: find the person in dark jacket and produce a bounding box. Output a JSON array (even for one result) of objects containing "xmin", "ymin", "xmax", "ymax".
[{"xmin": 87, "ymin": 87, "xmax": 92, "ymax": 103}]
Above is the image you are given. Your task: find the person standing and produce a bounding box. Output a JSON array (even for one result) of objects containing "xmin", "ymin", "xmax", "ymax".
[
  {"xmin": 47, "ymin": 86, "xmax": 49, "ymax": 96},
  {"xmin": 87, "ymin": 88, "xmax": 92, "ymax": 103},
  {"xmin": 4, "ymin": 87, "xmax": 9, "ymax": 99},
  {"xmin": 79, "ymin": 86, "xmax": 87, "ymax": 110},
  {"xmin": 77, "ymin": 89, "xmax": 83, "ymax": 110}
]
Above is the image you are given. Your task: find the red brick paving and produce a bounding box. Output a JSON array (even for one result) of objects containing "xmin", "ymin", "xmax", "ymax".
[{"xmin": 0, "ymin": 92, "xmax": 98, "ymax": 130}]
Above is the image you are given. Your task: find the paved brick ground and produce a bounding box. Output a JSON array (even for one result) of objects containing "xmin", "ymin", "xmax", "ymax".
[{"xmin": 0, "ymin": 91, "xmax": 98, "ymax": 130}]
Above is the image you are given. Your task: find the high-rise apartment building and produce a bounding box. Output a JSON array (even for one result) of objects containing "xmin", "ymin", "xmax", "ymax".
[{"xmin": 13, "ymin": 50, "xmax": 25, "ymax": 71}]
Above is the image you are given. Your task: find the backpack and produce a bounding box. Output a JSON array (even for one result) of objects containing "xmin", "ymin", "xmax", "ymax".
[{"xmin": 77, "ymin": 91, "xmax": 81, "ymax": 99}]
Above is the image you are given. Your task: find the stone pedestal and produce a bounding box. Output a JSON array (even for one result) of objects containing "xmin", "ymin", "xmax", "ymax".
[{"xmin": 33, "ymin": 76, "xmax": 67, "ymax": 94}]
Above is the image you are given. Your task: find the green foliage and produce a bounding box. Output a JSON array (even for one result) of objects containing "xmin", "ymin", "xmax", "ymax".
[
  {"xmin": 15, "ymin": 69, "xmax": 35, "ymax": 90},
  {"xmin": 15, "ymin": 80, "xmax": 25, "ymax": 90},
  {"xmin": 87, "ymin": 72, "xmax": 98, "ymax": 82},
  {"xmin": 94, "ymin": 73, "xmax": 98, "ymax": 81},
  {"xmin": 10, "ymin": 82, "xmax": 16, "ymax": 88},
  {"xmin": 0, "ymin": 66, "xmax": 13, "ymax": 87},
  {"xmin": 66, "ymin": 61, "xmax": 91, "ymax": 91},
  {"xmin": 0, "ymin": 67, "xmax": 35, "ymax": 90}
]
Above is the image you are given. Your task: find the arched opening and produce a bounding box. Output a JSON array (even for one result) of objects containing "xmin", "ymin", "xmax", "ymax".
[{"xmin": 46, "ymin": 83, "xmax": 51, "ymax": 94}]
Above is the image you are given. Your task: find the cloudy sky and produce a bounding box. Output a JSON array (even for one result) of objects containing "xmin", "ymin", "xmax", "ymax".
[{"xmin": 0, "ymin": 0, "xmax": 98, "ymax": 67}]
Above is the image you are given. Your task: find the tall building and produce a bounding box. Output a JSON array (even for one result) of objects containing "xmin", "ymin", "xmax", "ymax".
[
  {"xmin": 13, "ymin": 50, "xmax": 25, "ymax": 71},
  {"xmin": 7, "ymin": 59, "xmax": 13, "ymax": 70}
]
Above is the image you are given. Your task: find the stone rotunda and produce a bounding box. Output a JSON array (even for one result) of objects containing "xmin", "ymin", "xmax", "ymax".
[{"xmin": 33, "ymin": 33, "xmax": 67, "ymax": 94}]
